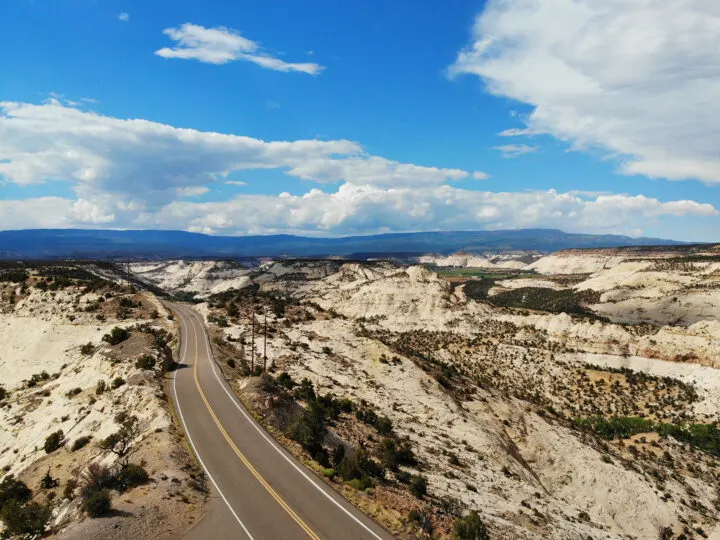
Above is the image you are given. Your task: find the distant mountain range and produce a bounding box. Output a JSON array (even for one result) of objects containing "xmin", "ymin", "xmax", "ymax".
[{"xmin": 0, "ymin": 228, "xmax": 690, "ymax": 260}]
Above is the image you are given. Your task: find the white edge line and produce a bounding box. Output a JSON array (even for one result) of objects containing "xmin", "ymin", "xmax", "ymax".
[
  {"xmin": 171, "ymin": 306, "xmax": 255, "ymax": 540},
  {"xmin": 187, "ymin": 307, "xmax": 386, "ymax": 540}
]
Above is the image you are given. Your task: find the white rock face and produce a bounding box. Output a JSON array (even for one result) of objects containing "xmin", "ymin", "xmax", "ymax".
[
  {"xmin": 0, "ymin": 288, "xmax": 174, "ymax": 478},
  {"xmin": 198, "ymin": 254, "xmax": 720, "ymax": 539},
  {"xmin": 132, "ymin": 260, "xmax": 252, "ymax": 296},
  {"xmin": 418, "ymin": 251, "xmax": 541, "ymax": 269}
]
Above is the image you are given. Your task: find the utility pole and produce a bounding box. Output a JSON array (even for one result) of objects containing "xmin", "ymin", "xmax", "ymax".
[
  {"xmin": 263, "ymin": 311, "xmax": 267, "ymax": 371},
  {"xmin": 250, "ymin": 312, "xmax": 255, "ymax": 372}
]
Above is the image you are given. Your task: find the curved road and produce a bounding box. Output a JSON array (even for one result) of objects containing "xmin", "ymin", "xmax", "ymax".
[{"xmin": 165, "ymin": 302, "xmax": 394, "ymax": 540}]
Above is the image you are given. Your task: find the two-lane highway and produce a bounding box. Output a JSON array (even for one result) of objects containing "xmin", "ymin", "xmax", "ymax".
[{"xmin": 165, "ymin": 302, "xmax": 394, "ymax": 539}]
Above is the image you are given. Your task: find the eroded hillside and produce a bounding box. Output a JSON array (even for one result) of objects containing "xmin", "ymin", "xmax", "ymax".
[
  {"xmin": 0, "ymin": 264, "xmax": 206, "ymax": 539},
  {"xmin": 193, "ymin": 257, "xmax": 720, "ymax": 540}
]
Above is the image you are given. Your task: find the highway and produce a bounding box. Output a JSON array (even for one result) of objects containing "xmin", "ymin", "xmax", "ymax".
[{"xmin": 165, "ymin": 302, "xmax": 394, "ymax": 540}]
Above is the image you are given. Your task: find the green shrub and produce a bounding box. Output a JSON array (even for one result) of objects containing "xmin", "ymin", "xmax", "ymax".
[
  {"xmin": 27, "ymin": 371, "xmax": 50, "ymax": 388},
  {"xmin": 44, "ymin": 430, "xmax": 64, "ymax": 453},
  {"xmin": 276, "ymin": 372, "xmax": 295, "ymax": 389},
  {"xmin": 40, "ymin": 470, "xmax": 58, "ymax": 489},
  {"xmin": 80, "ymin": 342, "xmax": 95, "ymax": 355},
  {"xmin": 290, "ymin": 401, "xmax": 326, "ymax": 456},
  {"xmin": 321, "ymin": 468, "xmax": 336, "ymax": 479},
  {"xmin": 0, "ymin": 475, "xmax": 32, "ymax": 508},
  {"xmin": 82, "ymin": 489, "xmax": 112, "ymax": 517},
  {"xmin": 95, "ymin": 380, "xmax": 106, "ymax": 395},
  {"xmin": 110, "ymin": 377, "xmax": 125, "ymax": 390},
  {"xmin": 410, "ymin": 475, "xmax": 428, "ymax": 498},
  {"xmin": 135, "ymin": 355, "xmax": 156, "ymax": 370},
  {"xmin": 0, "ymin": 499, "xmax": 51, "ymax": 536},
  {"xmin": 346, "ymin": 476, "xmax": 373, "ymax": 491},
  {"xmin": 0, "ymin": 386, "xmax": 7, "ymax": 401},
  {"xmin": 71, "ymin": 436, "xmax": 92, "ymax": 452},
  {"xmin": 454, "ymin": 511, "xmax": 490, "ymax": 540},
  {"xmin": 102, "ymin": 327, "xmax": 130, "ymax": 346},
  {"xmin": 226, "ymin": 359, "xmax": 236, "ymax": 369},
  {"xmin": 116, "ymin": 464, "xmax": 149, "ymax": 490}
]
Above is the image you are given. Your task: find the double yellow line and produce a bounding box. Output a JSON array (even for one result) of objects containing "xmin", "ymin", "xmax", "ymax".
[{"xmin": 186, "ymin": 314, "xmax": 321, "ymax": 540}]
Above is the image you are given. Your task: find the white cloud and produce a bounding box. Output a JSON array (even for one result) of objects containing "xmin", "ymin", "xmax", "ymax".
[
  {"xmin": 155, "ymin": 23, "xmax": 323, "ymax": 75},
  {"xmin": 495, "ymin": 144, "xmax": 537, "ymax": 158},
  {"xmin": 1, "ymin": 186, "xmax": 714, "ymax": 238},
  {"xmin": 176, "ymin": 186, "xmax": 210, "ymax": 197},
  {"xmin": 285, "ymin": 156, "xmax": 471, "ymax": 187},
  {"xmin": 118, "ymin": 12, "xmax": 129, "ymax": 22},
  {"xmin": 0, "ymin": 100, "xmax": 359, "ymax": 206},
  {"xmin": 0, "ymin": 100, "xmax": 486, "ymax": 211},
  {"xmin": 450, "ymin": 0, "xmax": 720, "ymax": 184},
  {"xmin": 225, "ymin": 180, "xmax": 247, "ymax": 186},
  {"xmin": 472, "ymin": 171, "xmax": 490, "ymax": 180},
  {"xmin": 0, "ymin": 100, "xmax": 714, "ymax": 239},
  {"xmin": 498, "ymin": 128, "xmax": 533, "ymax": 137}
]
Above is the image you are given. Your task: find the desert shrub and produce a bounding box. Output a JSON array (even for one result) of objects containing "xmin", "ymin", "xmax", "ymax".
[
  {"xmin": 95, "ymin": 380, "xmax": 106, "ymax": 395},
  {"xmin": 82, "ymin": 489, "xmax": 112, "ymax": 517},
  {"xmin": 408, "ymin": 509, "xmax": 434, "ymax": 535},
  {"xmin": 0, "ymin": 386, "xmax": 6, "ymax": 401},
  {"xmin": 44, "ymin": 430, "xmax": 64, "ymax": 453},
  {"xmin": 454, "ymin": 511, "xmax": 490, "ymax": 540},
  {"xmin": 66, "ymin": 387, "xmax": 82, "ymax": 398},
  {"xmin": 71, "ymin": 436, "xmax": 92, "ymax": 452},
  {"xmin": 81, "ymin": 464, "xmax": 115, "ymax": 497},
  {"xmin": 346, "ymin": 477, "xmax": 373, "ymax": 491},
  {"xmin": 337, "ymin": 449, "xmax": 384, "ymax": 482},
  {"xmin": 80, "ymin": 342, "xmax": 95, "ymax": 355},
  {"xmin": 290, "ymin": 401, "xmax": 326, "ymax": 456},
  {"xmin": 332, "ymin": 444, "xmax": 346, "ymax": 467},
  {"xmin": 356, "ymin": 407, "xmax": 393, "ymax": 435},
  {"xmin": 27, "ymin": 371, "xmax": 50, "ymax": 388},
  {"xmin": 102, "ymin": 327, "xmax": 130, "ymax": 346},
  {"xmin": 0, "ymin": 475, "xmax": 32, "ymax": 508},
  {"xmin": 135, "ymin": 355, "xmax": 156, "ymax": 370},
  {"xmin": 40, "ymin": 470, "xmax": 58, "ymax": 489},
  {"xmin": 63, "ymin": 479, "xmax": 78, "ymax": 500},
  {"xmin": 0, "ymin": 499, "xmax": 51, "ymax": 536},
  {"xmin": 276, "ymin": 372, "xmax": 296, "ymax": 389},
  {"xmin": 226, "ymin": 359, "xmax": 236, "ymax": 369},
  {"xmin": 110, "ymin": 377, "xmax": 125, "ymax": 390},
  {"xmin": 261, "ymin": 373, "xmax": 279, "ymax": 393},
  {"xmin": 410, "ymin": 475, "xmax": 428, "ymax": 498},
  {"xmin": 116, "ymin": 463, "xmax": 149, "ymax": 490},
  {"xmin": 293, "ymin": 378, "xmax": 316, "ymax": 402}
]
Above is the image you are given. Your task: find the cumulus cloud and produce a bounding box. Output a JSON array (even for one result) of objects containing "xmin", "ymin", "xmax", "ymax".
[
  {"xmin": 0, "ymin": 99, "xmax": 715, "ymax": 238},
  {"xmin": 0, "ymin": 100, "xmax": 359, "ymax": 206},
  {"xmin": 155, "ymin": 23, "xmax": 323, "ymax": 75},
  {"xmin": 118, "ymin": 13, "xmax": 129, "ymax": 22},
  {"xmin": 0, "ymin": 186, "xmax": 715, "ymax": 237},
  {"xmin": 450, "ymin": 0, "xmax": 720, "ymax": 183},
  {"xmin": 495, "ymin": 144, "xmax": 537, "ymax": 158},
  {"xmin": 285, "ymin": 156, "xmax": 471, "ymax": 187},
  {"xmin": 0, "ymin": 100, "xmax": 485, "ymax": 203}
]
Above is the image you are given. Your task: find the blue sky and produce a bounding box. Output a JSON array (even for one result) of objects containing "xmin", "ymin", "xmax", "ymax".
[{"xmin": 1, "ymin": 0, "xmax": 719, "ymax": 240}]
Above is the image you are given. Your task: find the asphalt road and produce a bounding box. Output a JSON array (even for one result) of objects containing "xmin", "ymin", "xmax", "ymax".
[{"xmin": 165, "ymin": 302, "xmax": 394, "ymax": 540}]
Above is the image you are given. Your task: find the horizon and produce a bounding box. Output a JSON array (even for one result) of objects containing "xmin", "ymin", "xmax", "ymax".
[
  {"xmin": 0, "ymin": 227, "xmax": 702, "ymax": 243},
  {"xmin": 2, "ymin": 1, "xmax": 720, "ymax": 242}
]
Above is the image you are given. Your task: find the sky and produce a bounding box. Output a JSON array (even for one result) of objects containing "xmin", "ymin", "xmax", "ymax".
[{"xmin": 1, "ymin": 0, "xmax": 719, "ymax": 241}]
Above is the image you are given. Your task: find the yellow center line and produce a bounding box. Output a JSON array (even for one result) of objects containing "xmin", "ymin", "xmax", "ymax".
[{"xmin": 187, "ymin": 311, "xmax": 321, "ymax": 540}]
